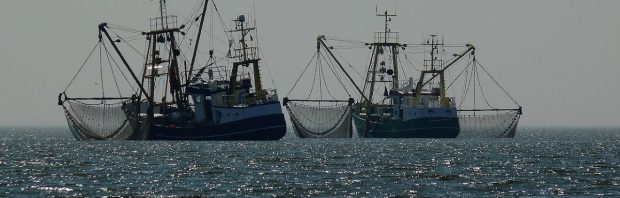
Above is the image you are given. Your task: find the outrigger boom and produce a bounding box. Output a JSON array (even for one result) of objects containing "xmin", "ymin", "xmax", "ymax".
[{"xmin": 316, "ymin": 35, "xmax": 369, "ymax": 103}]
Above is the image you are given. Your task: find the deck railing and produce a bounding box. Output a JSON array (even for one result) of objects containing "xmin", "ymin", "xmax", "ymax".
[{"xmin": 374, "ymin": 32, "xmax": 399, "ymax": 43}]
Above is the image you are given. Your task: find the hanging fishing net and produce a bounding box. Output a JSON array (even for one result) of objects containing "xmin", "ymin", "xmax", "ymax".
[
  {"xmin": 457, "ymin": 110, "xmax": 521, "ymax": 138},
  {"xmin": 58, "ymin": 25, "xmax": 148, "ymax": 141},
  {"xmin": 283, "ymin": 37, "xmax": 359, "ymax": 138},
  {"xmin": 285, "ymin": 100, "xmax": 352, "ymax": 138},
  {"xmin": 445, "ymin": 55, "xmax": 523, "ymax": 138},
  {"xmin": 61, "ymin": 99, "xmax": 139, "ymax": 140}
]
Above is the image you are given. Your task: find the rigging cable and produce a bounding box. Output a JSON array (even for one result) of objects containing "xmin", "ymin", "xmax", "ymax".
[
  {"xmin": 446, "ymin": 59, "xmax": 473, "ymax": 89},
  {"xmin": 361, "ymin": 47, "xmax": 377, "ymax": 98},
  {"xmin": 473, "ymin": 59, "xmax": 477, "ymax": 112},
  {"xmin": 286, "ymin": 52, "xmax": 318, "ymax": 97},
  {"xmin": 396, "ymin": 55, "xmax": 408, "ymax": 82},
  {"xmin": 252, "ymin": 1, "xmax": 277, "ymax": 89},
  {"xmin": 65, "ymin": 42, "xmax": 100, "ymax": 92},
  {"xmin": 99, "ymin": 39, "xmax": 105, "ymax": 102},
  {"xmin": 475, "ymin": 60, "xmax": 520, "ymax": 106},
  {"xmin": 318, "ymin": 52, "xmax": 324, "ymax": 100},
  {"xmin": 211, "ymin": 0, "xmax": 234, "ymax": 45},
  {"xmin": 101, "ymin": 41, "xmax": 137, "ymax": 92},
  {"xmin": 107, "ymin": 24, "xmax": 143, "ymax": 34},
  {"xmin": 307, "ymin": 50, "xmax": 319, "ymax": 100},
  {"xmin": 318, "ymin": 51, "xmax": 338, "ymax": 100},
  {"xmin": 321, "ymin": 47, "xmax": 352, "ymax": 97},
  {"xmin": 102, "ymin": 42, "xmax": 123, "ymax": 97},
  {"xmin": 457, "ymin": 62, "xmax": 473, "ymax": 108},
  {"xmin": 108, "ymin": 28, "xmax": 146, "ymax": 58},
  {"xmin": 332, "ymin": 48, "xmax": 364, "ymax": 80},
  {"xmin": 474, "ymin": 61, "xmax": 496, "ymax": 109}
]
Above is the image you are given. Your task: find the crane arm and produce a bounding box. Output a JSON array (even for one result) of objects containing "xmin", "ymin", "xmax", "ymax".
[
  {"xmin": 418, "ymin": 44, "xmax": 475, "ymax": 88},
  {"xmin": 98, "ymin": 23, "xmax": 150, "ymax": 99},
  {"xmin": 317, "ymin": 35, "xmax": 369, "ymax": 103}
]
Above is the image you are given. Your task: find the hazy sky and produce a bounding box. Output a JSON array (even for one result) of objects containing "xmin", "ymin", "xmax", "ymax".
[{"xmin": 0, "ymin": 0, "xmax": 619, "ymax": 127}]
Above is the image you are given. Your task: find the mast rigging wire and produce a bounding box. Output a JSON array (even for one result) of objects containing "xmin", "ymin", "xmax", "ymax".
[
  {"xmin": 320, "ymin": 48, "xmax": 352, "ymax": 97},
  {"xmin": 103, "ymin": 42, "xmax": 124, "ymax": 97},
  {"xmin": 286, "ymin": 52, "xmax": 318, "ymax": 97},
  {"xmin": 65, "ymin": 43, "xmax": 100, "ymax": 92},
  {"xmin": 475, "ymin": 60, "xmax": 520, "ymax": 107},
  {"xmin": 99, "ymin": 39, "xmax": 105, "ymax": 101},
  {"xmin": 475, "ymin": 62, "xmax": 496, "ymax": 109},
  {"xmin": 101, "ymin": 39, "xmax": 138, "ymax": 92},
  {"xmin": 108, "ymin": 29, "xmax": 146, "ymax": 58}
]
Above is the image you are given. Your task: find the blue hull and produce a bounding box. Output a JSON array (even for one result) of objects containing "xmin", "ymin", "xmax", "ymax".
[
  {"xmin": 353, "ymin": 115, "xmax": 460, "ymax": 138},
  {"xmin": 149, "ymin": 114, "xmax": 286, "ymax": 140}
]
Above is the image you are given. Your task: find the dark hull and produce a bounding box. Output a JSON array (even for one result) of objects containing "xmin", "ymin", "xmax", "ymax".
[
  {"xmin": 149, "ymin": 114, "xmax": 286, "ymax": 140},
  {"xmin": 353, "ymin": 115, "xmax": 460, "ymax": 138}
]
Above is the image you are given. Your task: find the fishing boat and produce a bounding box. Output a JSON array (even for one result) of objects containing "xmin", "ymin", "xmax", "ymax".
[
  {"xmin": 293, "ymin": 7, "xmax": 522, "ymax": 138},
  {"xmin": 349, "ymin": 14, "xmax": 472, "ymax": 138},
  {"xmin": 58, "ymin": 0, "xmax": 286, "ymax": 140},
  {"xmin": 304, "ymin": 10, "xmax": 472, "ymax": 138}
]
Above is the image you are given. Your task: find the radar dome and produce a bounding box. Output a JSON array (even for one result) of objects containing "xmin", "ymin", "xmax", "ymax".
[{"xmin": 238, "ymin": 15, "xmax": 246, "ymax": 22}]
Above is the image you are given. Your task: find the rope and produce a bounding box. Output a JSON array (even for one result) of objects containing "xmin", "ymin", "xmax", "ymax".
[
  {"xmin": 447, "ymin": 59, "xmax": 472, "ymax": 90},
  {"xmin": 287, "ymin": 51, "xmax": 317, "ymax": 96},
  {"xmin": 319, "ymin": 50, "xmax": 348, "ymax": 99},
  {"xmin": 318, "ymin": 54, "xmax": 325, "ymax": 99},
  {"xmin": 361, "ymin": 47, "xmax": 377, "ymax": 100},
  {"xmin": 99, "ymin": 40, "xmax": 105, "ymax": 102},
  {"xmin": 309, "ymin": 52, "xmax": 319, "ymax": 100},
  {"xmin": 108, "ymin": 29, "xmax": 146, "ymax": 58},
  {"xmin": 474, "ymin": 62, "xmax": 496, "ymax": 109},
  {"xmin": 396, "ymin": 54, "xmax": 409, "ymax": 81},
  {"xmin": 331, "ymin": 47, "xmax": 365, "ymax": 80},
  {"xmin": 321, "ymin": 49, "xmax": 352, "ymax": 97},
  {"xmin": 475, "ymin": 60, "xmax": 521, "ymax": 106},
  {"xmin": 324, "ymin": 36, "xmax": 366, "ymax": 45},
  {"xmin": 107, "ymin": 24, "xmax": 143, "ymax": 34},
  {"xmin": 65, "ymin": 42, "xmax": 100, "ymax": 92},
  {"xmin": 457, "ymin": 64, "xmax": 473, "ymax": 108},
  {"xmin": 211, "ymin": 0, "xmax": 234, "ymax": 45},
  {"xmin": 103, "ymin": 42, "xmax": 123, "ymax": 97}
]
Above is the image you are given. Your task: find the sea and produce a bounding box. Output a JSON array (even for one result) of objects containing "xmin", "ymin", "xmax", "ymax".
[{"xmin": 0, "ymin": 127, "xmax": 618, "ymax": 197}]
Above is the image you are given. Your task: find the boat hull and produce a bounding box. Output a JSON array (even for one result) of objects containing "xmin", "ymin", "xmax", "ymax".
[
  {"xmin": 353, "ymin": 114, "xmax": 460, "ymax": 138},
  {"xmin": 149, "ymin": 113, "xmax": 286, "ymax": 140}
]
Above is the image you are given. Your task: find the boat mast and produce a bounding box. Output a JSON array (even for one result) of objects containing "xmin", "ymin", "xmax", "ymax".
[
  {"xmin": 365, "ymin": 9, "xmax": 399, "ymax": 104},
  {"xmin": 187, "ymin": 0, "xmax": 209, "ymax": 84},
  {"xmin": 142, "ymin": 1, "xmax": 186, "ymax": 107},
  {"xmin": 228, "ymin": 15, "xmax": 264, "ymax": 99},
  {"xmin": 355, "ymin": 8, "xmax": 401, "ymax": 137},
  {"xmin": 414, "ymin": 38, "xmax": 475, "ymax": 106},
  {"xmin": 160, "ymin": 0, "xmax": 167, "ymax": 29}
]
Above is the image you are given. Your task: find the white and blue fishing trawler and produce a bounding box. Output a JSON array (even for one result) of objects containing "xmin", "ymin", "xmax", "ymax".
[
  {"xmin": 58, "ymin": 0, "xmax": 286, "ymax": 140},
  {"xmin": 348, "ymin": 11, "xmax": 471, "ymax": 138},
  {"xmin": 288, "ymin": 7, "xmax": 522, "ymax": 138}
]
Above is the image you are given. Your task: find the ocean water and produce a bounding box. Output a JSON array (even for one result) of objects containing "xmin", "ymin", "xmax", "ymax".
[{"xmin": 0, "ymin": 127, "xmax": 618, "ymax": 197}]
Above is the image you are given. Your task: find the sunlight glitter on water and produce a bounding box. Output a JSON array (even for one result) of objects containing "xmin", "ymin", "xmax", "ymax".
[{"xmin": 0, "ymin": 127, "xmax": 618, "ymax": 196}]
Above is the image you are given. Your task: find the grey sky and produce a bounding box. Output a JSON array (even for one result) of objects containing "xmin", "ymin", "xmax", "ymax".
[{"xmin": 0, "ymin": 0, "xmax": 619, "ymax": 127}]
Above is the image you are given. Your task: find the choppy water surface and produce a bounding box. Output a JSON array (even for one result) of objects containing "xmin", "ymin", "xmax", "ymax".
[{"xmin": 0, "ymin": 127, "xmax": 618, "ymax": 197}]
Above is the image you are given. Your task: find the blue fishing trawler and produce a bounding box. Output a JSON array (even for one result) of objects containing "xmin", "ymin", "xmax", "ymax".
[{"xmin": 58, "ymin": 0, "xmax": 286, "ymax": 140}]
